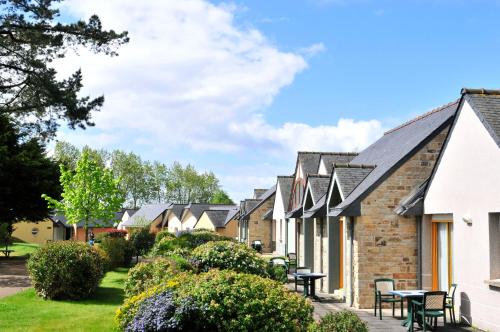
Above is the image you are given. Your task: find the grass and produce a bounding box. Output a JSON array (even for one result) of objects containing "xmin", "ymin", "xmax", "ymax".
[
  {"xmin": 6, "ymin": 242, "xmax": 40, "ymax": 257},
  {"xmin": 0, "ymin": 268, "xmax": 129, "ymax": 332}
]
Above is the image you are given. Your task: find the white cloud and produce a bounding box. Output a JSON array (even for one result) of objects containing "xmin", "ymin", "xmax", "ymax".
[{"xmin": 54, "ymin": 0, "xmax": 385, "ymax": 201}]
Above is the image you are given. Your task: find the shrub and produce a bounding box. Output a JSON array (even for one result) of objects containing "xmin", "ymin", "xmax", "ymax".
[
  {"xmin": 124, "ymin": 257, "xmax": 192, "ymax": 298},
  {"xmin": 177, "ymin": 230, "xmax": 232, "ymax": 249},
  {"xmin": 312, "ymin": 311, "xmax": 368, "ymax": 332},
  {"xmin": 176, "ymin": 270, "xmax": 314, "ymax": 331},
  {"xmin": 100, "ymin": 237, "xmax": 135, "ymax": 268},
  {"xmin": 27, "ymin": 241, "xmax": 105, "ymax": 300},
  {"xmin": 126, "ymin": 290, "xmax": 207, "ymax": 332},
  {"xmin": 116, "ymin": 273, "xmax": 191, "ymax": 330},
  {"xmin": 267, "ymin": 264, "xmax": 288, "ymax": 283},
  {"xmin": 129, "ymin": 227, "xmax": 155, "ymax": 260},
  {"xmin": 150, "ymin": 230, "xmax": 232, "ymax": 257},
  {"xmin": 190, "ymin": 240, "xmax": 268, "ymax": 276},
  {"xmin": 155, "ymin": 230, "xmax": 175, "ymax": 243}
]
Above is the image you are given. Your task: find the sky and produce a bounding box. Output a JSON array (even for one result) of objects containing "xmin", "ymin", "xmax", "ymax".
[{"xmin": 55, "ymin": 0, "xmax": 500, "ymax": 202}]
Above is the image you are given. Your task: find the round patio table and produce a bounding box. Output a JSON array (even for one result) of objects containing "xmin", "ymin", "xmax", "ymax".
[{"xmin": 293, "ymin": 272, "xmax": 326, "ymax": 300}]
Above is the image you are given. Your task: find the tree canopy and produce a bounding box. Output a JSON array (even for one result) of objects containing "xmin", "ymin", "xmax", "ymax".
[
  {"xmin": 0, "ymin": 114, "xmax": 61, "ymax": 229},
  {"xmin": 53, "ymin": 141, "xmax": 234, "ymax": 208},
  {"xmin": 0, "ymin": 0, "xmax": 129, "ymax": 138},
  {"xmin": 43, "ymin": 149, "xmax": 124, "ymax": 241}
]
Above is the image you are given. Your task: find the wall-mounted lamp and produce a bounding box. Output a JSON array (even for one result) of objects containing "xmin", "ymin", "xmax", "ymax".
[{"xmin": 462, "ymin": 214, "xmax": 473, "ymax": 226}]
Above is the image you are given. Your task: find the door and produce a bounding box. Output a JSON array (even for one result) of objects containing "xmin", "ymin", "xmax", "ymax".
[{"xmin": 432, "ymin": 220, "xmax": 453, "ymax": 291}]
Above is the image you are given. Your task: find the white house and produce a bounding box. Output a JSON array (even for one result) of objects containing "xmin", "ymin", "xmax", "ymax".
[
  {"xmin": 424, "ymin": 88, "xmax": 500, "ymax": 331},
  {"xmin": 164, "ymin": 204, "xmax": 185, "ymax": 233},
  {"xmin": 272, "ymin": 176, "xmax": 294, "ymax": 256}
]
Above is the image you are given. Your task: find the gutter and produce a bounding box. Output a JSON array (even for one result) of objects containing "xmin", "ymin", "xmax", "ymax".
[{"xmin": 349, "ymin": 216, "xmax": 354, "ymax": 307}]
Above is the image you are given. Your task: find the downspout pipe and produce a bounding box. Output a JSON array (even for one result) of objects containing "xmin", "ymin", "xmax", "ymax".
[
  {"xmin": 417, "ymin": 215, "xmax": 422, "ymax": 290},
  {"xmin": 349, "ymin": 216, "xmax": 354, "ymax": 307}
]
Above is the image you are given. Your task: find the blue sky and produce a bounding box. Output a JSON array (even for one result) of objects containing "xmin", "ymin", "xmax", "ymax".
[{"xmin": 57, "ymin": 0, "xmax": 500, "ymax": 201}]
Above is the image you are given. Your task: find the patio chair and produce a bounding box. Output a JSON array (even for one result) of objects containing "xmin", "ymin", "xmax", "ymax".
[
  {"xmin": 374, "ymin": 278, "xmax": 403, "ymax": 320},
  {"xmin": 269, "ymin": 257, "xmax": 288, "ymax": 273},
  {"xmin": 445, "ymin": 284, "xmax": 457, "ymax": 324},
  {"xmin": 251, "ymin": 240, "xmax": 263, "ymax": 253},
  {"xmin": 412, "ymin": 291, "xmax": 447, "ymax": 332},
  {"xmin": 287, "ymin": 253, "xmax": 297, "ymax": 273},
  {"xmin": 294, "ymin": 267, "xmax": 311, "ymax": 292}
]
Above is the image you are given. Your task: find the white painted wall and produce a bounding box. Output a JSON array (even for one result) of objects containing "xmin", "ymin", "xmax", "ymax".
[
  {"xmin": 272, "ymin": 181, "xmax": 287, "ymax": 255},
  {"xmin": 181, "ymin": 211, "xmax": 197, "ymax": 230},
  {"xmin": 425, "ymin": 101, "xmax": 500, "ymax": 332},
  {"xmin": 167, "ymin": 212, "xmax": 182, "ymax": 233},
  {"xmin": 318, "ymin": 157, "xmax": 328, "ymax": 175}
]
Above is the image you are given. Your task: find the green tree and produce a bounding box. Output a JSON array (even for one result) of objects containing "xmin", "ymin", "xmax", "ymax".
[
  {"xmin": 43, "ymin": 150, "xmax": 124, "ymax": 242},
  {"xmin": 210, "ymin": 189, "xmax": 234, "ymax": 204},
  {"xmin": 0, "ymin": 0, "xmax": 128, "ymax": 138},
  {"xmin": 0, "ymin": 114, "xmax": 61, "ymax": 232},
  {"xmin": 111, "ymin": 150, "xmax": 148, "ymax": 208},
  {"xmin": 54, "ymin": 141, "xmax": 80, "ymax": 170}
]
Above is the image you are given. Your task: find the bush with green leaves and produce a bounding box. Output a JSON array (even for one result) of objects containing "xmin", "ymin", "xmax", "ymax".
[
  {"xmin": 129, "ymin": 227, "xmax": 155, "ymax": 259},
  {"xmin": 310, "ymin": 311, "xmax": 368, "ymax": 332},
  {"xmin": 176, "ymin": 270, "xmax": 313, "ymax": 331},
  {"xmin": 155, "ymin": 230, "xmax": 176, "ymax": 243},
  {"xmin": 267, "ymin": 263, "xmax": 288, "ymax": 283},
  {"xmin": 191, "ymin": 240, "xmax": 268, "ymax": 276},
  {"xmin": 27, "ymin": 241, "xmax": 106, "ymax": 300},
  {"xmin": 117, "ymin": 270, "xmax": 313, "ymax": 332},
  {"xmin": 150, "ymin": 230, "xmax": 233, "ymax": 257},
  {"xmin": 99, "ymin": 236, "xmax": 135, "ymax": 268},
  {"xmin": 124, "ymin": 256, "xmax": 192, "ymax": 298}
]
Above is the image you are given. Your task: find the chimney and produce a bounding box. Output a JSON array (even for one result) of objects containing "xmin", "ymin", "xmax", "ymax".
[{"xmin": 253, "ymin": 189, "xmax": 267, "ymax": 199}]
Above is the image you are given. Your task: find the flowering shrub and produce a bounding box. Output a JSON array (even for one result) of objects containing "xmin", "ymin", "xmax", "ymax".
[
  {"xmin": 27, "ymin": 241, "xmax": 106, "ymax": 300},
  {"xmin": 150, "ymin": 230, "xmax": 233, "ymax": 256},
  {"xmin": 124, "ymin": 257, "xmax": 192, "ymax": 298},
  {"xmin": 126, "ymin": 290, "xmax": 208, "ymax": 332},
  {"xmin": 155, "ymin": 230, "xmax": 176, "ymax": 243},
  {"xmin": 176, "ymin": 270, "xmax": 314, "ymax": 332},
  {"xmin": 310, "ymin": 311, "xmax": 368, "ymax": 332},
  {"xmin": 191, "ymin": 241, "xmax": 268, "ymax": 276},
  {"xmin": 267, "ymin": 264, "xmax": 288, "ymax": 283},
  {"xmin": 116, "ymin": 273, "xmax": 191, "ymax": 330},
  {"xmin": 129, "ymin": 227, "xmax": 155, "ymax": 259}
]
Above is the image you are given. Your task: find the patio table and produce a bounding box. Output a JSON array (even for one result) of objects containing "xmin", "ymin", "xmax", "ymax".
[
  {"xmin": 293, "ymin": 272, "xmax": 326, "ymax": 300},
  {"xmin": 389, "ymin": 290, "xmax": 426, "ymax": 331}
]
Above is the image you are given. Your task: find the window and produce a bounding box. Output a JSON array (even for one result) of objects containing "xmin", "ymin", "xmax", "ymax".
[
  {"xmin": 489, "ymin": 213, "xmax": 500, "ymax": 280},
  {"xmin": 31, "ymin": 227, "xmax": 39, "ymax": 236},
  {"xmin": 432, "ymin": 220, "xmax": 453, "ymax": 291}
]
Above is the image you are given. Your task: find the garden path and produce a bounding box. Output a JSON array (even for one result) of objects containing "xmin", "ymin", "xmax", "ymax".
[{"xmin": 0, "ymin": 259, "xmax": 31, "ymax": 298}]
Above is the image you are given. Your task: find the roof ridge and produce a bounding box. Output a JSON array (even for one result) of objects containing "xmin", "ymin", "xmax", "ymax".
[
  {"xmin": 320, "ymin": 152, "xmax": 359, "ymax": 156},
  {"xmin": 277, "ymin": 175, "xmax": 294, "ymax": 178},
  {"xmin": 461, "ymin": 88, "xmax": 500, "ymax": 96},
  {"xmin": 307, "ymin": 174, "xmax": 331, "ymax": 178},
  {"xmin": 384, "ymin": 99, "xmax": 460, "ymax": 135},
  {"xmin": 333, "ymin": 163, "xmax": 376, "ymax": 169}
]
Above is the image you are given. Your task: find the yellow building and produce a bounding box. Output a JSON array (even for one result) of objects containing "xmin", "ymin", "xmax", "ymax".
[
  {"xmin": 12, "ymin": 219, "xmax": 67, "ymax": 245},
  {"xmin": 195, "ymin": 208, "xmax": 239, "ymax": 238}
]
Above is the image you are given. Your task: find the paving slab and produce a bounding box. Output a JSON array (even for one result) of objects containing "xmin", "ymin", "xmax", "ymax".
[{"xmin": 0, "ymin": 258, "xmax": 31, "ymax": 298}]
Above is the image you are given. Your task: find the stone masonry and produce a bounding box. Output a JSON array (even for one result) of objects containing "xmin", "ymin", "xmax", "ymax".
[
  {"xmin": 247, "ymin": 193, "xmax": 275, "ymax": 253},
  {"xmin": 352, "ymin": 128, "xmax": 450, "ymax": 308}
]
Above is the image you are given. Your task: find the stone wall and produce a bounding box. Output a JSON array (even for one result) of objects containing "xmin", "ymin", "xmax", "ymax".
[
  {"xmin": 248, "ymin": 194, "xmax": 275, "ymax": 253},
  {"xmin": 352, "ymin": 128, "xmax": 449, "ymax": 308}
]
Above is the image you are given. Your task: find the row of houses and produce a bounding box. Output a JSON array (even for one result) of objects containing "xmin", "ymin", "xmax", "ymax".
[{"xmin": 236, "ymin": 88, "xmax": 500, "ymax": 332}]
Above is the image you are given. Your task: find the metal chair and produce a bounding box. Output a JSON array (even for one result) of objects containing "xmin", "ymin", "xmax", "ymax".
[
  {"xmin": 294, "ymin": 267, "xmax": 311, "ymax": 292},
  {"xmin": 269, "ymin": 257, "xmax": 288, "ymax": 273},
  {"xmin": 251, "ymin": 240, "xmax": 263, "ymax": 253},
  {"xmin": 374, "ymin": 278, "xmax": 404, "ymax": 320},
  {"xmin": 287, "ymin": 253, "xmax": 297, "ymax": 273},
  {"xmin": 445, "ymin": 284, "xmax": 457, "ymax": 324},
  {"xmin": 412, "ymin": 291, "xmax": 447, "ymax": 332}
]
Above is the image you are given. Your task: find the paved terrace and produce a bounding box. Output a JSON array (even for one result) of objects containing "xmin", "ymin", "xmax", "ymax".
[
  {"xmin": 0, "ymin": 258, "xmax": 31, "ymax": 298},
  {"xmin": 289, "ymin": 282, "xmax": 477, "ymax": 332}
]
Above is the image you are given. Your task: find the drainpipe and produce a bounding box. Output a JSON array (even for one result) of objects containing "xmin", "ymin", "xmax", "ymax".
[
  {"xmin": 417, "ymin": 215, "xmax": 422, "ymax": 290},
  {"xmin": 285, "ymin": 218, "xmax": 288, "ymax": 255},
  {"xmin": 349, "ymin": 216, "xmax": 355, "ymax": 307}
]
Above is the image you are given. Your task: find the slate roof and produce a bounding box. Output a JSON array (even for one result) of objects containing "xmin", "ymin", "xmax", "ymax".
[
  {"xmin": 297, "ymin": 152, "xmax": 322, "ymax": 176},
  {"xmin": 169, "ymin": 204, "xmax": 186, "ymax": 219},
  {"xmin": 123, "ymin": 203, "xmax": 172, "ymax": 227},
  {"xmin": 462, "ymin": 88, "xmax": 500, "ymax": 148},
  {"xmin": 308, "ymin": 175, "xmax": 331, "ymax": 204},
  {"xmin": 320, "ymin": 152, "xmax": 359, "ymax": 174},
  {"xmin": 303, "ymin": 194, "xmax": 327, "ymax": 218},
  {"xmin": 183, "ymin": 203, "xmax": 236, "ymax": 221},
  {"xmin": 395, "ymin": 179, "xmax": 428, "ymax": 216},
  {"xmin": 262, "ymin": 208, "xmax": 273, "ymax": 220},
  {"xmin": 240, "ymin": 199, "xmax": 260, "ymax": 216},
  {"xmin": 225, "ymin": 207, "xmax": 240, "ymax": 225},
  {"xmin": 51, "ymin": 211, "xmax": 123, "ymax": 228},
  {"xmin": 276, "ymin": 176, "xmax": 294, "ymax": 209},
  {"xmin": 334, "ymin": 164, "xmax": 375, "ymax": 199},
  {"xmin": 203, "ymin": 210, "xmax": 231, "ymax": 228},
  {"xmin": 240, "ymin": 185, "xmax": 276, "ymax": 220},
  {"xmin": 330, "ymin": 100, "xmax": 458, "ymax": 216},
  {"xmin": 124, "ymin": 209, "xmax": 139, "ymax": 217},
  {"xmin": 285, "ymin": 205, "xmax": 303, "ymax": 218}
]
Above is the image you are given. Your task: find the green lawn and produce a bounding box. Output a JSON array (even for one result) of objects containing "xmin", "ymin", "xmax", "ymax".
[
  {"xmin": 0, "ymin": 268, "xmax": 129, "ymax": 332},
  {"xmin": 7, "ymin": 242, "xmax": 40, "ymax": 257}
]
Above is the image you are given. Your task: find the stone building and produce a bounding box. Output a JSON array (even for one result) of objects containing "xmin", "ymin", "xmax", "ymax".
[
  {"xmin": 239, "ymin": 186, "xmax": 276, "ymax": 253},
  {"xmin": 328, "ymin": 100, "xmax": 458, "ymax": 308}
]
